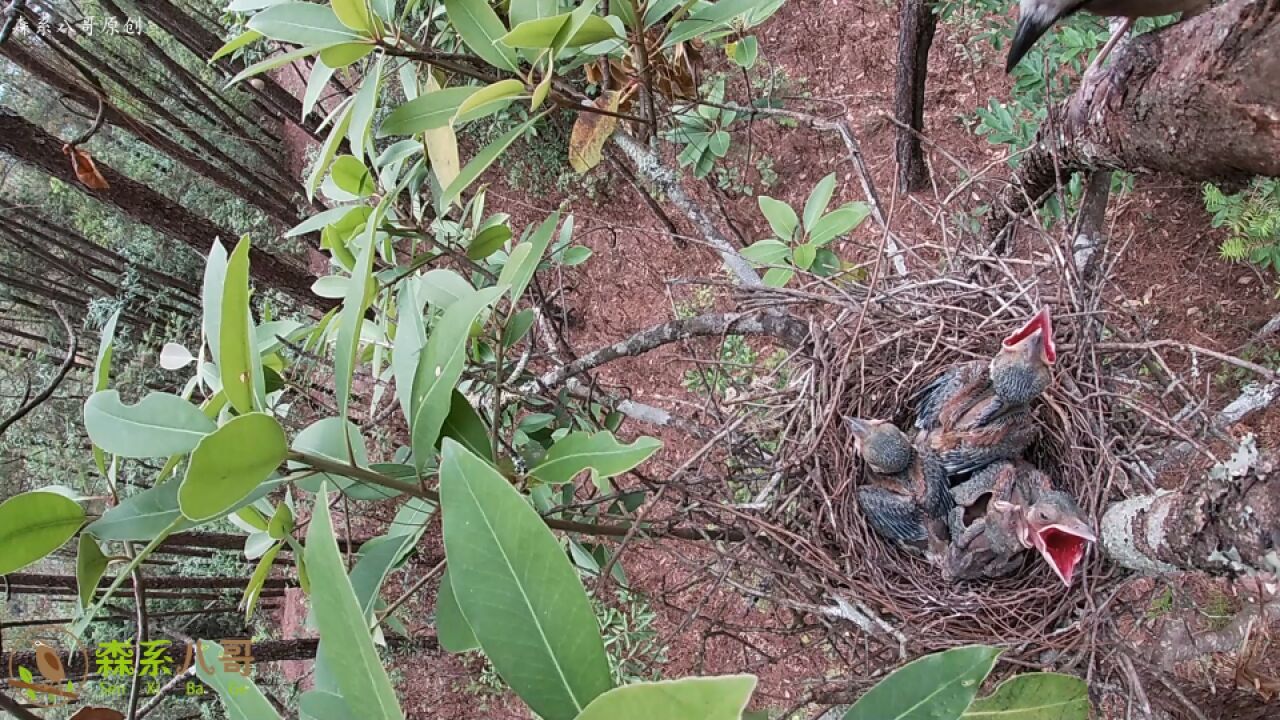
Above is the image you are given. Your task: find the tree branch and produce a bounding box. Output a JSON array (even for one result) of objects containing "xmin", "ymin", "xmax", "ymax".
[{"xmin": 0, "ymin": 304, "xmax": 77, "ymax": 438}]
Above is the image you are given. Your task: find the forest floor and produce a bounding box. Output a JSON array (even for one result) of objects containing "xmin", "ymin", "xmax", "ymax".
[{"xmin": 271, "ymin": 3, "xmax": 1280, "ymax": 718}]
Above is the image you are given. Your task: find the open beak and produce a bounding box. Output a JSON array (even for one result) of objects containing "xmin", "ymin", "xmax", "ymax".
[
  {"xmin": 1002, "ymin": 307, "xmax": 1056, "ymax": 365},
  {"xmin": 1031, "ymin": 521, "xmax": 1095, "ymax": 586},
  {"xmin": 1007, "ymin": 15, "xmax": 1052, "ymax": 73}
]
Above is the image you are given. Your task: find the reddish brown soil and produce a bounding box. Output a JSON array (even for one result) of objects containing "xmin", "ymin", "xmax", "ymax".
[{"xmin": 268, "ymin": 2, "xmax": 1280, "ymax": 717}]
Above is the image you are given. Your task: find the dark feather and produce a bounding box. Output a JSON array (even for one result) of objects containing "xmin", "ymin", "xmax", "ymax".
[{"xmin": 857, "ymin": 487, "xmax": 928, "ymax": 544}]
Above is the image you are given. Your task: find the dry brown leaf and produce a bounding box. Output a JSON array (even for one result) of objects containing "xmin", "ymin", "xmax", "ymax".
[
  {"xmin": 63, "ymin": 145, "xmax": 109, "ymax": 190},
  {"xmin": 568, "ymin": 91, "xmax": 621, "ymax": 174}
]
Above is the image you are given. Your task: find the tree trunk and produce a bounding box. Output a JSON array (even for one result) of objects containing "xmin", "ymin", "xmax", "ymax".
[
  {"xmin": 0, "ymin": 107, "xmax": 327, "ymax": 310},
  {"xmin": 893, "ymin": 0, "xmax": 936, "ymax": 192},
  {"xmin": 988, "ymin": 0, "xmax": 1280, "ymax": 239},
  {"xmin": 1103, "ymin": 442, "xmax": 1280, "ymax": 575}
]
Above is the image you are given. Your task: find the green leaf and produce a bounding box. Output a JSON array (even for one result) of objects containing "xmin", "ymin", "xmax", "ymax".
[
  {"xmin": 227, "ymin": 45, "xmax": 322, "ymax": 85},
  {"xmin": 76, "ymin": 534, "xmax": 108, "ymax": 608},
  {"xmin": 202, "ymin": 239, "xmax": 228, "ymax": 362},
  {"xmin": 729, "ymin": 35, "xmax": 758, "ymax": 68},
  {"xmin": 444, "ymin": 0, "xmax": 519, "ymax": 71},
  {"xmin": 243, "ymin": 541, "xmax": 282, "ymax": 620},
  {"xmin": 560, "ymin": 245, "xmax": 592, "ymax": 266},
  {"xmin": 348, "ymin": 55, "xmax": 384, "ymax": 160},
  {"xmin": 371, "ymin": 0, "xmax": 397, "ymax": 22},
  {"xmin": 467, "ymin": 223, "xmax": 512, "ymax": 260},
  {"xmin": 758, "ymin": 196, "xmax": 798, "ymax": 241},
  {"xmin": 393, "ymin": 282, "xmax": 427, "ymax": 424},
  {"xmin": 502, "ymin": 308, "xmax": 537, "ymax": 347},
  {"xmin": 564, "ymin": 15, "xmax": 619, "ymax": 46},
  {"xmin": 332, "ymin": 0, "xmax": 375, "ymax": 32},
  {"xmin": 378, "ymin": 87, "xmax": 478, "ymax": 136},
  {"xmin": 247, "ymin": 2, "xmax": 362, "ymax": 45},
  {"xmin": 574, "ymin": 675, "xmax": 757, "ymax": 720},
  {"xmin": 497, "ymin": 211, "xmax": 559, "ymax": 304},
  {"xmin": 300, "ymin": 690, "xmax": 359, "ymax": 720},
  {"xmin": 664, "ymin": 0, "xmax": 765, "ymax": 47},
  {"xmin": 220, "ymin": 235, "xmax": 261, "ymax": 415},
  {"xmin": 440, "ymin": 390, "xmax": 493, "ymax": 462},
  {"xmin": 803, "ymin": 172, "xmax": 837, "ymax": 232},
  {"xmin": 417, "ymin": 268, "xmax": 475, "ymax": 309},
  {"xmin": 335, "ymin": 211, "xmax": 377, "ymax": 421},
  {"xmin": 529, "ymin": 431, "xmax": 661, "ymax": 492},
  {"xmin": 810, "ymin": 202, "xmax": 871, "ymax": 246},
  {"xmin": 0, "ymin": 491, "xmax": 85, "ymax": 575},
  {"xmin": 179, "ymin": 413, "xmax": 288, "ymax": 522},
  {"xmin": 455, "ymin": 78, "xmax": 524, "ymax": 123},
  {"xmin": 292, "ymin": 417, "xmax": 395, "ymax": 500},
  {"xmin": 441, "ymin": 113, "xmax": 543, "ymax": 207},
  {"xmin": 319, "ymin": 41, "xmax": 375, "ymax": 68},
  {"xmin": 739, "ymin": 238, "xmax": 789, "ymax": 265},
  {"xmin": 83, "ymin": 390, "xmax": 216, "ymax": 458},
  {"xmin": 211, "ymin": 29, "xmax": 263, "ymax": 62},
  {"xmin": 195, "ymin": 641, "xmax": 282, "ymax": 720},
  {"xmin": 268, "ymin": 501, "xmax": 295, "ymax": 540},
  {"xmin": 439, "ymin": 439, "xmax": 613, "ymax": 719},
  {"xmin": 410, "ymin": 287, "xmax": 505, "ymax": 470},
  {"xmin": 500, "ymin": 14, "xmax": 571, "ymax": 48},
  {"xmin": 843, "ymin": 646, "xmax": 1002, "ymax": 720},
  {"xmin": 435, "ymin": 569, "xmax": 479, "ymax": 652},
  {"xmin": 331, "ymin": 155, "xmax": 375, "ymax": 197},
  {"xmin": 762, "ymin": 266, "xmax": 794, "ymax": 287},
  {"xmin": 309, "ymin": 101, "xmax": 354, "ymax": 200},
  {"xmin": 510, "ymin": 0, "xmax": 558, "ymax": 26},
  {"xmin": 793, "ymin": 242, "xmax": 817, "ymax": 270},
  {"xmin": 307, "ymin": 487, "xmax": 405, "ymax": 720},
  {"xmin": 961, "ymin": 672, "xmax": 1089, "ymax": 719},
  {"xmin": 85, "ymin": 481, "xmax": 192, "ymax": 540},
  {"xmin": 302, "ymin": 57, "xmax": 337, "ymax": 118}
]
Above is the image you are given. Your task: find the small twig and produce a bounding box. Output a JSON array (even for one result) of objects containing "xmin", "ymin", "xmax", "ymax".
[{"xmin": 0, "ymin": 305, "xmax": 78, "ymax": 438}]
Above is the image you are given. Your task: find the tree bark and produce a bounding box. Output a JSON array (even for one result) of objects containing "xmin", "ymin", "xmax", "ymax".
[
  {"xmin": 0, "ymin": 107, "xmax": 327, "ymax": 310},
  {"xmin": 893, "ymin": 0, "xmax": 935, "ymax": 192},
  {"xmin": 988, "ymin": 0, "xmax": 1280, "ymax": 239},
  {"xmin": 1103, "ymin": 442, "xmax": 1280, "ymax": 576}
]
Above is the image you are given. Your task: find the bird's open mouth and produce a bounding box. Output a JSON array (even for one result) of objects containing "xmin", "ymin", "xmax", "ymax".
[
  {"xmin": 1003, "ymin": 308, "xmax": 1056, "ymax": 364},
  {"xmin": 1035, "ymin": 525, "xmax": 1093, "ymax": 586}
]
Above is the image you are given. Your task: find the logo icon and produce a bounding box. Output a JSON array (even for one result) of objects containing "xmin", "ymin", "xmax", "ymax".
[{"xmin": 5, "ymin": 626, "xmax": 90, "ymax": 708}]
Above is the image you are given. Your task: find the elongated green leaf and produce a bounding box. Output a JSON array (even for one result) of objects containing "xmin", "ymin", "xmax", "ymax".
[
  {"xmin": 220, "ymin": 235, "xmax": 261, "ymax": 415},
  {"xmin": 758, "ymin": 195, "xmax": 798, "ymax": 241},
  {"xmin": 334, "ymin": 215, "xmax": 376, "ymax": 423},
  {"xmin": 84, "ymin": 390, "xmax": 216, "ymax": 458},
  {"xmin": 309, "ymin": 101, "xmax": 354, "ymax": 200},
  {"xmin": 803, "ymin": 172, "xmax": 837, "ymax": 232},
  {"xmin": 499, "ymin": 14, "xmax": 571, "ymax": 48},
  {"xmin": 332, "ymin": 0, "xmax": 374, "ymax": 31},
  {"xmin": 410, "ymin": 287, "xmax": 504, "ymax": 470},
  {"xmin": 393, "ymin": 282, "xmax": 426, "ymax": 425},
  {"xmin": 503, "ymin": 307, "xmax": 536, "ymax": 347},
  {"xmin": 444, "ymin": 0, "xmax": 518, "ymax": 71},
  {"xmin": 440, "ymin": 439, "xmax": 612, "ymax": 719},
  {"xmin": 496, "ymin": 210, "xmax": 559, "ymax": 304},
  {"xmin": 91, "ymin": 309, "xmax": 121, "ymax": 474},
  {"xmin": 740, "ymin": 238, "xmax": 789, "ymax": 265},
  {"xmin": 961, "ymin": 672, "xmax": 1089, "ymax": 719},
  {"xmin": 227, "ymin": 45, "xmax": 322, "ymax": 85},
  {"xmin": 320, "ymin": 41, "xmax": 375, "ymax": 67},
  {"xmin": 287, "ymin": 206, "xmax": 350, "ymax": 237},
  {"xmin": 440, "ymin": 390, "xmax": 492, "ymax": 461},
  {"xmin": 455, "ymin": 78, "xmax": 524, "ymax": 123},
  {"xmin": 435, "ymin": 569, "xmax": 478, "ymax": 652},
  {"xmin": 793, "ymin": 242, "xmax": 816, "ymax": 270},
  {"xmin": 243, "ymin": 541, "xmax": 282, "ymax": 620},
  {"xmin": 664, "ymin": 0, "xmax": 766, "ymax": 47},
  {"xmin": 307, "ymin": 487, "xmax": 405, "ymax": 720},
  {"xmin": 371, "ymin": 0, "xmax": 397, "ymax": 21},
  {"xmin": 810, "ymin": 202, "xmax": 871, "ymax": 246},
  {"xmin": 196, "ymin": 641, "xmax": 283, "ymax": 720},
  {"xmin": 378, "ymin": 87, "xmax": 478, "ymax": 136},
  {"xmin": 0, "ymin": 491, "xmax": 84, "ymax": 575},
  {"xmin": 76, "ymin": 534, "xmax": 108, "ymax": 608},
  {"xmin": 85, "ymin": 481, "xmax": 190, "ymax": 540},
  {"xmin": 467, "ymin": 223, "xmax": 512, "ymax": 260},
  {"xmin": 575, "ymin": 675, "xmax": 757, "ymax": 720},
  {"xmin": 248, "ymin": 2, "xmax": 362, "ymax": 45},
  {"xmin": 211, "ymin": 29, "xmax": 263, "ymax": 62},
  {"xmin": 417, "ymin": 268, "xmax": 475, "ymax": 309},
  {"xmin": 843, "ymin": 646, "xmax": 1002, "ymax": 720},
  {"xmin": 179, "ymin": 413, "xmax": 288, "ymax": 522},
  {"xmin": 441, "ymin": 113, "xmax": 542, "ymax": 206},
  {"xmin": 302, "ymin": 58, "xmax": 338, "ymax": 122},
  {"xmin": 349, "ymin": 55, "xmax": 384, "ymax": 160},
  {"xmin": 202, "ymin": 240, "xmax": 228, "ymax": 361},
  {"xmin": 291, "ymin": 417, "xmax": 395, "ymax": 500},
  {"xmin": 300, "ymin": 690, "xmax": 359, "ymax": 720},
  {"xmin": 529, "ymin": 431, "xmax": 661, "ymax": 491}
]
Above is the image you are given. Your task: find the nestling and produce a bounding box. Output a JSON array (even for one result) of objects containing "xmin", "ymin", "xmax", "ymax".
[{"xmin": 847, "ymin": 418, "xmax": 954, "ymax": 556}]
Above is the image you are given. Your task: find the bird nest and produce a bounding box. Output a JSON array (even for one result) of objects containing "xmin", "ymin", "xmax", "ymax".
[{"xmin": 712, "ymin": 249, "xmax": 1144, "ymax": 677}]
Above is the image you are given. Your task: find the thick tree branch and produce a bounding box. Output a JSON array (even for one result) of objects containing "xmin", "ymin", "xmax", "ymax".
[
  {"xmin": 0, "ymin": 305, "xmax": 76, "ymax": 438},
  {"xmin": 988, "ymin": 0, "xmax": 1280, "ymax": 240}
]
